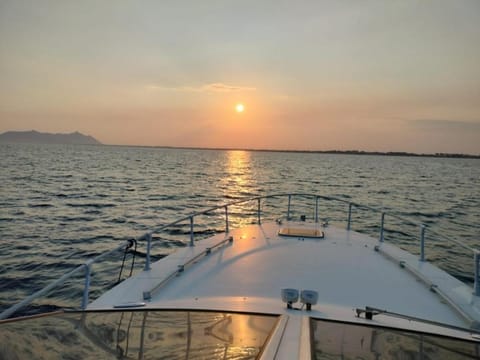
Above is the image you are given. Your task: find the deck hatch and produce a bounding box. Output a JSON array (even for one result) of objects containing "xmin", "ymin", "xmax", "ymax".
[{"xmin": 278, "ymin": 227, "xmax": 324, "ymax": 238}]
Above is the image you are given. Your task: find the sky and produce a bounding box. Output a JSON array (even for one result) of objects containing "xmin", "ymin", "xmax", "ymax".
[{"xmin": 1, "ymin": 0, "xmax": 479, "ymax": 154}]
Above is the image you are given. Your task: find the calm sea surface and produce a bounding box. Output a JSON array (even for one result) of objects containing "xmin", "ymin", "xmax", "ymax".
[{"xmin": 0, "ymin": 143, "xmax": 479, "ymax": 315}]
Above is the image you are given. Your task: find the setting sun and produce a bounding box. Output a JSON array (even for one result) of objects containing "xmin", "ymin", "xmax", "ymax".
[{"xmin": 235, "ymin": 103, "xmax": 245, "ymax": 113}]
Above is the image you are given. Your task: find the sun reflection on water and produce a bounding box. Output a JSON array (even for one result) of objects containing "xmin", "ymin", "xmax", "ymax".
[
  {"xmin": 220, "ymin": 150, "xmax": 259, "ymax": 228},
  {"xmin": 221, "ymin": 150, "xmax": 255, "ymax": 198}
]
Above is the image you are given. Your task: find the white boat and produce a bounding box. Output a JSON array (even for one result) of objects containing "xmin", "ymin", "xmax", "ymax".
[{"xmin": 1, "ymin": 193, "xmax": 479, "ymax": 359}]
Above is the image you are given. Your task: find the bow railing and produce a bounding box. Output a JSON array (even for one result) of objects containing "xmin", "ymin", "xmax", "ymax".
[{"xmin": 1, "ymin": 193, "xmax": 477, "ymax": 320}]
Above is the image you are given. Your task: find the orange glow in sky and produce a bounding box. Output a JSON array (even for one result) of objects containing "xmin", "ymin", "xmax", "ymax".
[{"xmin": 0, "ymin": 1, "xmax": 479, "ymax": 154}]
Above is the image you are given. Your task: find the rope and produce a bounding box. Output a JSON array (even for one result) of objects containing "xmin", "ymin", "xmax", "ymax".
[
  {"xmin": 117, "ymin": 239, "xmax": 136, "ymax": 284},
  {"xmin": 128, "ymin": 239, "xmax": 137, "ymax": 278}
]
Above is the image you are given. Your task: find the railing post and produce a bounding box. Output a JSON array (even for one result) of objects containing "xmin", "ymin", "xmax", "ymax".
[
  {"xmin": 0, "ymin": 240, "xmax": 131, "ymax": 320},
  {"xmin": 257, "ymin": 198, "xmax": 261, "ymax": 225},
  {"xmin": 81, "ymin": 263, "xmax": 91, "ymax": 310},
  {"xmin": 380, "ymin": 212, "xmax": 385, "ymax": 242},
  {"xmin": 144, "ymin": 233, "xmax": 152, "ymax": 271},
  {"xmin": 287, "ymin": 194, "xmax": 291, "ymax": 220},
  {"xmin": 347, "ymin": 203, "xmax": 352, "ymax": 230},
  {"xmin": 190, "ymin": 216, "xmax": 195, "ymax": 246},
  {"xmin": 420, "ymin": 224, "xmax": 426, "ymax": 262},
  {"xmin": 474, "ymin": 251, "xmax": 480, "ymax": 296},
  {"xmin": 315, "ymin": 196, "xmax": 319, "ymax": 223},
  {"xmin": 225, "ymin": 206, "xmax": 229, "ymax": 233}
]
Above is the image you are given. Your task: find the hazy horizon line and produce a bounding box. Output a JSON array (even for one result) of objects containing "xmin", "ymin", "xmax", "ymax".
[
  {"xmin": 1, "ymin": 129, "xmax": 479, "ymax": 157},
  {"xmin": 100, "ymin": 143, "xmax": 480, "ymax": 158}
]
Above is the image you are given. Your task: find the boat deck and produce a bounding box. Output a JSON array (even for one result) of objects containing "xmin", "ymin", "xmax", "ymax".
[{"xmin": 90, "ymin": 221, "xmax": 477, "ymax": 331}]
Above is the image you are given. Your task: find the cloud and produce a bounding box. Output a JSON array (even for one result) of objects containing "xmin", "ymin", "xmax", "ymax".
[
  {"xmin": 408, "ymin": 119, "xmax": 480, "ymax": 132},
  {"xmin": 201, "ymin": 83, "xmax": 256, "ymax": 92},
  {"xmin": 147, "ymin": 82, "xmax": 256, "ymax": 93}
]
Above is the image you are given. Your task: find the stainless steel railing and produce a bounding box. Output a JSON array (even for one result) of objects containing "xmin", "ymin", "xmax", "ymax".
[
  {"xmin": 142, "ymin": 192, "xmax": 478, "ymax": 294},
  {"xmin": 0, "ymin": 240, "xmax": 133, "ymax": 320},
  {"xmin": 1, "ymin": 193, "xmax": 478, "ymax": 320}
]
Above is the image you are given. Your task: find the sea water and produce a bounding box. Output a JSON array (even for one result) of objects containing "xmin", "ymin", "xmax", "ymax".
[{"xmin": 0, "ymin": 143, "xmax": 479, "ymax": 314}]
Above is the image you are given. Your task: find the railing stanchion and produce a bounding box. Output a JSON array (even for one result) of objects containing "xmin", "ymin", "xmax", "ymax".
[
  {"xmin": 380, "ymin": 212, "xmax": 385, "ymax": 242},
  {"xmin": 145, "ymin": 233, "xmax": 152, "ymax": 271},
  {"xmin": 257, "ymin": 198, "xmax": 261, "ymax": 225},
  {"xmin": 474, "ymin": 251, "xmax": 480, "ymax": 296},
  {"xmin": 347, "ymin": 203, "xmax": 352, "ymax": 230},
  {"xmin": 0, "ymin": 240, "xmax": 131, "ymax": 320},
  {"xmin": 315, "ymin": 196, "xmax": 319, "ymax": 223},
  {"xmin": 287, "ymin": 194, "xmax": 291, "ymax": 220},
  {"xmin": 190, "ymin": 216, "xmax": 195, "ymax": 246},
  {"xmin": 420, "ymin": 225, "xmax": 426, "ymax": 262},
  {"xmin": 225, "ymin": 206, "xmax": 229, "ymax": 233},
  {"xmin": 81, "ymin": 263, "xmax": 91, "ymax": 310}
]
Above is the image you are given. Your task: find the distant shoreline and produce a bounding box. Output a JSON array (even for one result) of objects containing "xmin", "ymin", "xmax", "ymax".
[
  {"xmin": 1, "ymin": 130, "xmax": 478, "ymax": 158},
  {"xmin": 0, "ymin": 130, "xmax": 101, "ymax": 145},
  {"xmin": 106, "ymin": 144, "xmax": 480, "ymax": 159}
]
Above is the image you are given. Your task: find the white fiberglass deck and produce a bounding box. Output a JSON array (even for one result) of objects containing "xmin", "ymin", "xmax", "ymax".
[{"xmin": 90, "ymin": 221, "xmax": 477, "ymax": 330}]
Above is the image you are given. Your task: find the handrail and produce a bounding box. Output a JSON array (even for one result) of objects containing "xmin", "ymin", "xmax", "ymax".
[
  {"xmin": 0, "ymin": 240, "xmax": 132, "ymax": 320},
  {"xmin": 148, "ymin": 193, "xmax": 420, "ymax": 236},
  {"xmin": 143, "ymin": 193, "xmax": 478, "ymax": 294},
  {"xmin": 1, "ymin": 193, "xmax": 478, "ymax": 320},
  {"xmin": 142, "ymin": 236, "xmax": 234, "ymax": 301},
  {"xmin": 144, "ymin": 192, "xmax": 477, "ymax": 255},
  {"xmin": 142, "ymin": 191, "xmax": 478, "ymax": 261}
]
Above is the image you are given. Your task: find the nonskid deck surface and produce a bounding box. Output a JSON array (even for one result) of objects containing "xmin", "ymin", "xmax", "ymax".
[{"xmin": 90, "ymin": 221, "xmax": 472, "ymax": 328}]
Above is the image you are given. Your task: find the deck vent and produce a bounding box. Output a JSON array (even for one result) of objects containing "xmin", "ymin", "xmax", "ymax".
[
  {"xmin": 300, "ymin": 290, "xmax": 318, "ymax": 311},
  {"xmin": 281, "ymin": 288, "xmax": 299, "ymax": 309}
]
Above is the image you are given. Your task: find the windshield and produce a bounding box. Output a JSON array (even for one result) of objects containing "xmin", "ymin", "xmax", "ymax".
[
  {"xmin": 0, "ymin": 310, "xmax": 278, "ymax": 359},
  {"xmin": 311, "ymin": 318, "xmax": 479, "ymax": 359}
]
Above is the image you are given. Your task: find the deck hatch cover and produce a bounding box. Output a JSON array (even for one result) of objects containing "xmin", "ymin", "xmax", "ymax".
[{"xmin": 278, "ymin": 227, "xmax": 324, "ymax": 238}]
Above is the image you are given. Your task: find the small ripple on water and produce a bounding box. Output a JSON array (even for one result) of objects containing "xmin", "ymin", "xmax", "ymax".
[
  {"xmin": 66, "ymin": 203, "xmax": 116, "ymax": 208},
  {"xmin": 0, "ymin": 276, "xmax": 48, "ymax": 293},
  {"xmin": 152, "ymin": 236, "xmax": 187, "ymax": 248},
  {"xmin": 110, "ymin": 217, "xmax": 127, "ymax": 224},
  {"xmin": 56, "ymin": 216, "xmax": 96, "ymax": 222},
  {"xmin": 13, "ymin": 245, "xmax": 33, "ymax": 251},
  {"xmin": 28, "ymin": 203, "xmax": 54, "ymax": 208},
  {"xmin": 84, "ymin": 209, "xmax": 102, "ymax": 215}
]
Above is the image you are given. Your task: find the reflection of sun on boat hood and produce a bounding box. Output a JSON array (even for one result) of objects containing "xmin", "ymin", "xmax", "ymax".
[
  {"xmin": 0, "ymin": 310, "xmax": 278, "ymax": 359},
  {"xmin": 1, "ymin": 309, "xmax": 478, "ymax": 359}
]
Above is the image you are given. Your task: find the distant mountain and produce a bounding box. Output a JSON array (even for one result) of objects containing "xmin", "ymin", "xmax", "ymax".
[{"xmin": 0, "ymin": 130, "xmax": 102, "ymax": 145}]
